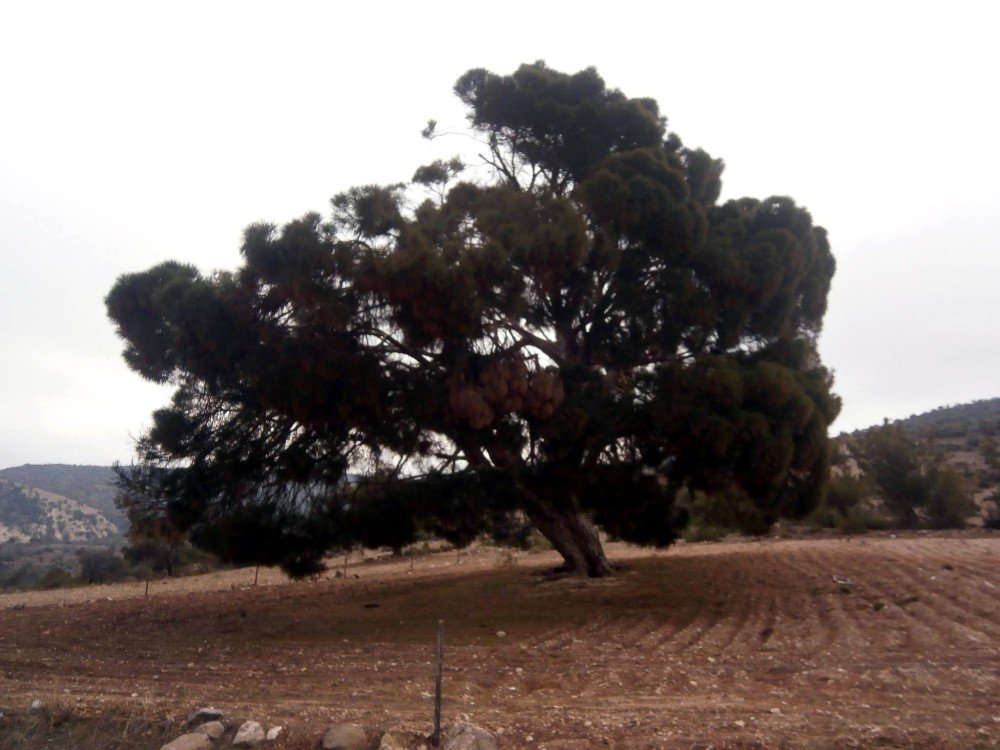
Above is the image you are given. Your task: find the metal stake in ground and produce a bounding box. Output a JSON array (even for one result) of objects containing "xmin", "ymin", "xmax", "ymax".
[{"xmin": 431, "ymin": 619, "xmax": 444, "ymax": 746}]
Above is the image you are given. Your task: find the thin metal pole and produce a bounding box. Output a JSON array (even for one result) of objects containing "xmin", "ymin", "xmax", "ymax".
[
  {"xmin": 254, "ymin": 566, "xmax": 260, "ymax": 586},
  {"xmin": 144, "ymin": 580, "xmax": 149, "ymax": 597},
  {"xmin": 432, "ymin": 619, "xmax": 444, "ymax": 746}
]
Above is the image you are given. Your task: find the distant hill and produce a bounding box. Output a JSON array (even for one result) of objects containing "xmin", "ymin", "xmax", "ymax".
[
  {"xmin": 0, "ymin": 480, "xmax": 118, "ymax": 544},
  {"xmin": 840, "ymin": 397, "xmax": 1000, "ymax": 521},
  {"xmin": 888, "ymin": 398, "xmax": 1000, "ymax": 442},
  {"xmin": 843, "ymin": 398, "xmax": 1000, "ymax": 444},
  {"xmin": 0, "ymin": 464, "xmax": 123, "ymax": 529}
]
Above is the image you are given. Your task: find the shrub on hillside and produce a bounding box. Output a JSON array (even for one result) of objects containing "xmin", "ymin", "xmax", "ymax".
[
  {"xmin": 35, "ymin": 565, "xmax": 74, "ymax": 590},
  {"xmin": 924, "ymin": 467, "xmax": 977, "ymax": 529},
  {"xmin": 76, "ymin": 548, "xmax": 127, "ymax": 585},
  {"xmin": 837, "ymin": 505, "xmax": 893, "ymax": 534},
  {"xmin": 855, "ymin": 424, "xmax": 976, "ymax": 529},
  {"xmin": 809, "ymin": 474, "xmax": 873, "ymax": 530},
  {"xmin": 984, "ymin": 489, "xmax": 1000, "ymax": 530},
  {"xmin": 683, "ymin": 523, "xmax": 729, "ymax": 543},
  {"xmin": 0, "ymin": 563, "xmax": 34, "ymax": 590}
]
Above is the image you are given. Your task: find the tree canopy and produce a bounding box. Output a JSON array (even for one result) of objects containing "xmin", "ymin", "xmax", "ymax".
[{"xmin": 107, "ymin": 62, "xmax": 840, "ymax": 576}]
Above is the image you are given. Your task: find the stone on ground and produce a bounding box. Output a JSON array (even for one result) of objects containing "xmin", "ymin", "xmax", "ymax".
[
  {"xmin": 443, "ymin": 722, "xmax": 499, "ymax": 750},
  {"xmin": 160, "ymin": 733, "xmax": 213, "ymax": 750},
  {"xmin": 321, "ymin": 723, "xmax": 368, "ymax": 750},
  {"xmin": 233, "ymin": 720, "xmax": 266, "ymax": 746},
  {"xmin": 187, "ymin": 707, "xmax": 225, "ymax": 725},
  {"xmin": 194, "ymin": 720, "xmax": 226, "ymax": 740},
  {"xmin": 266, "ymin": 725, "xmax": 284, "ymax": 741},
  {"xmin": 380, "ymin": 730, "xmax": 429, "ymax": 749},
  {"xmin": 379, "ymin": 732, "xmax": 407, "ymax": 749}
]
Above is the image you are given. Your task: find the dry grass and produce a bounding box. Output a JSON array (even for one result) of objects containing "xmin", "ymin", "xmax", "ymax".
[{"xmin": 0, "ymin": 704, "xmax": 175, "ymax": 750}]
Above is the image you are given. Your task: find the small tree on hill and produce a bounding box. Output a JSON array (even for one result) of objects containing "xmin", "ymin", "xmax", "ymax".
[
  {"xmin": 116, "ymin": 467, "xmax": 186, "ymax": 576},
  {"xmin": 106, "ymin": 62, "xmax": 840, "ymax": 576},
  {"xmin": 855, "ymin": 423, "xmax": 976, "ymax": 529},
  {"xmin": 924, "ymin": 464, "xmax": 976, "ymax": 529},
  {"xmin": 984, "ymin": 488, "xmax": 1000, "ymax": 530},
  {"xmin": 76, "ymin": 548, "xmax": 127, "ymax": 585},
  {"xmin": 980, "ymin": 436, "xmax": 1000, "ymax": 470},
  {"xmin": 854, "ymin": 424, "xmax": 927, "ymax": 528}
]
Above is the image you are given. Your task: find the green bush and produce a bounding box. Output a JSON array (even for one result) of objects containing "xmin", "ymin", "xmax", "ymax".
[
  {"xmin": 837, "ymin": 505, "xmax": 892, "ymax": 534},
  {"xmin": 683, "ymin": 524, "xmax": 728, "ymax": 543},
  {"xmin": 0, "ymin": 563, "xmax": 34, "ymax": 590},
  {"xmin": 825, "ymin": 474, "xmax": 869, "ymax": 515},
  {"xmin": 35, "ymin": 565, "xmax": 74, "ymax": 590},
  {"xmin": 808, "ymin": 503, "xmax": 842, "ymax": 529},
  {"xmin": 76, "ymin": 548, "xmax": 127, "ymax": 584},
  {"xmin": 855, "ymin": 424, "xmax": 976, "ymax": 529},
  {"xmin": 984, "ymin": 489, "xmax": 1000, "ymax": 530},
  {"xmin": 521, "ymin": 531, "xmax": 554, "ymax": 551},
  {"xmin": 924, "ymin": 467, "xmax": 977, "ymax": 529}
]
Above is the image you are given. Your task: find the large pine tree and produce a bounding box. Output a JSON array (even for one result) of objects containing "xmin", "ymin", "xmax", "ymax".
[{"xmin": 107, "ymin": 62, "xmax": 839, "ymax": 576}]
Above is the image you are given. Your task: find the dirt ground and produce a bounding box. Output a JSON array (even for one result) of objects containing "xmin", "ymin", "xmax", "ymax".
[{"xmin": 1, "ymin": 534, "xmax": 998, "ymax": 749}]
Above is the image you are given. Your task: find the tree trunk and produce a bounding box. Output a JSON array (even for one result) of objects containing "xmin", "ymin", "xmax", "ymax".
[
  {"xmin": 165, "ymin": 544, "xmax": 177, "ymax": 577},
  {"xmin": 523, "ymin": 499, "xmax": 613, "ymax": 577}
]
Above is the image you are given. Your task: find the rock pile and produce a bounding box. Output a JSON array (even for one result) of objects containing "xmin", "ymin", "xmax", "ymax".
[
  {"xmin": 159, "ymin": 708, "xmax": 284, "ymax": 750},
  {"xmin": 158, "ymin": 708, "xmax": 498, "ymax": 750}
]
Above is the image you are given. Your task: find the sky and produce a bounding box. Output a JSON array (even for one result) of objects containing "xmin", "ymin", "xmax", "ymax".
[{"xmin": 1, "ymin": 1, "xmax": 997, "ymax": 468}]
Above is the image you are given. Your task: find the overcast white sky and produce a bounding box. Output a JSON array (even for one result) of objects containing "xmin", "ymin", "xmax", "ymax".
[{"xmin": 1, "ymin": 1, "xmax": 997, "ymax": 468}]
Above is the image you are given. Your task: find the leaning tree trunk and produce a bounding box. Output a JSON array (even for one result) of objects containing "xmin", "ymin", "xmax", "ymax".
[{"xmin": 523, "ymin": 498, "xmax": 614, "ymax": 577}]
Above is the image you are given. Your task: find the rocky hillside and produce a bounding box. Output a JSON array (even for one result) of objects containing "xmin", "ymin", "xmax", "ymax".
[
  {"xmin": 0, "ymin": 480, "xmax": 118, "ymax": 544},
  {"xmin": 0, "ymin": 464, "xmax": 123, "ymax": 529},
  {"xmin": 840, "ymin": 397, "xmax": 1000, "ymax": 517},
  {"xmin": 846, "ymin": 397, "xmax": 999, "ymax": 461},
  {"xmin": 889, "ymin": 397, "xmax": 1000, "ymax": 441}
]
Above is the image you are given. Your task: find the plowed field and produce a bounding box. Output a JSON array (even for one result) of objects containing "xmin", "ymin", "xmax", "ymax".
[{"xmin": 1, "ymin": 535, "xmax": 998, "ymax": 749}]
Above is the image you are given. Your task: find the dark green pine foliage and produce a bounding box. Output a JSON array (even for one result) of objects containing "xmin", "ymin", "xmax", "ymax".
[{"xmin": 107, "ymin": 62, "xmax": 840, "ymax": 576}]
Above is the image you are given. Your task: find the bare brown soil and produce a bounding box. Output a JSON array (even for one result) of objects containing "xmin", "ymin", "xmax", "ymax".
[{"xmin": 1, "ymin": 535, "xmax": 998, "ymax": 749}]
